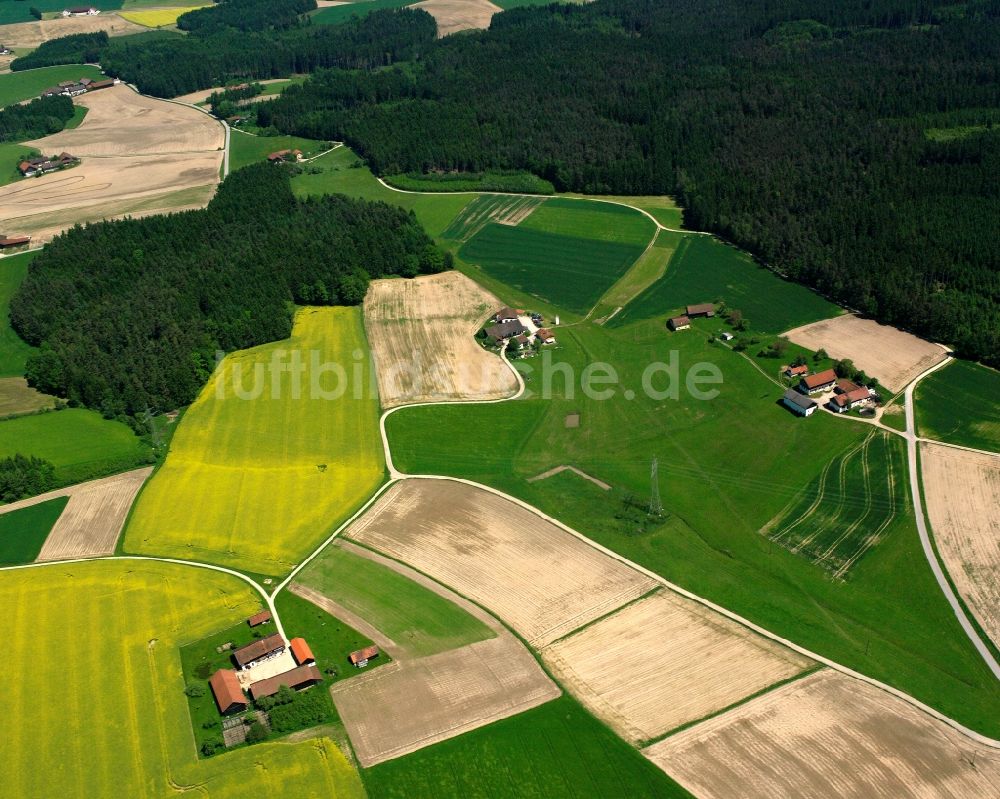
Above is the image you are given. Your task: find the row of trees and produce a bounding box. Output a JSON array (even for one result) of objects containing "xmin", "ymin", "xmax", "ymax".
[
  {"xmin": 256, "ymin": 0, "xmax": 1000, "ymax": 366},
  {"xmin": 0, "ymin": 95, "xmax": 74, "ymax": 143},
  {"xmin": 11, "ymin": 164, "xmax": 447, "ymax": 417}
]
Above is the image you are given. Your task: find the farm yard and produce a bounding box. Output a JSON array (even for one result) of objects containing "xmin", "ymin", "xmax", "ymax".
[
  {"xmin": 920, "ymin": 442, "xmax": 1000, "ymax": 647},
  {"xmin": 364, "ymin": 271, "xmax": 518, "ymax": 407},
  {"xmin": 0, "ymin": 561, "xmax": 366, "ymax": 798},
  {"xmin": 784, "ymin": 314, "xmax": 949, "ymax": 392},
  {"xmin": 761, "ymin": 430, "xmax": 908, "ymax": 579},
  {"xmin": 0, "ymin": 65, "xmax": 104, "ymax": 107},
  {"xmin": 2, "ymin": 85, "xmax": 224, "ymax": 243},
  {"xmin": 124, "ymin": 307, "xmax": 384, "ymax": 575},
  {"xmin": 413, "ymin": 0, "xmax": 502, "ymax": 36},
  {"xmin": 915, "ymin": 359, "xmax": 1000, "ymax": 452},
  {"xmin": 644, "ymin": 669, "xmax": 1000, "ymax": 798},
  {"xmin": 346, "ymin": 479, "xmax": 657, "ymax": 647},
  {"xmin": 542, "ymin": 590, "xmax": 813, "ymax": 743}
]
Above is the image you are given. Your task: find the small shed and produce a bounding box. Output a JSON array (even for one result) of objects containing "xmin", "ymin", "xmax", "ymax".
[
  {"xmin": 686, "ymin": 303, "xmax": 715, "ymax": 318},
  {"xmin": 349, "ymin": 645, "xmax": 380, "ymax": 668},
  {"xmin": 782, "ymin": 388, "xmax": 817, "ymax": 417},
  {"xmin": 247, "ymin": 610, "xmax": 272, "ymax": 627},
  {"xmin": 668, "ymin": 315, "xmax": 691, "ymax": 332}
]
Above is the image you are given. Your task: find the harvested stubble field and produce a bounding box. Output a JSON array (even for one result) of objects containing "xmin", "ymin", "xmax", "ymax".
[
  {"xmin": 364, "ymin": 271, "xmax": 517, "ymax": 407},
  {"xmin": 0, "ymin": 561, "xmax": 365, "ymax": 798},
  {"xmin": 330, "ymin": 564, "xmax": 558, "ymax": 768},
  {"xmin": 125, "ymin": 307, "xmax": 384, "ymax": 575},
  {"xmin": 0, "ymin": 14, "xmax": 143, "ymax": 53},
  {"xmin": 346, "ymin": 478, "xmax": 656, "ymax": 647},
  {"xmin": 644, "ymin": 669, "xmax": 1000, "ymax": 798},
  {"xmin": 440, "ymin": 194, "xmax": 545, "ymax": 241},
  {"xmin": 542, "ymin": 590, "xmax": 813, "ymax": 743},
  {"xmin": 784, "ymin": 314, "xmax": 948, "ymax": 392},
  {"xmin": 921, "ymin": 442, "xmax": 1000, "ymax": 646},
  {"xmin": 761, "ymin": 430, "xmax": 907, "ymax": 579},
  {"xmin": 1, "ymin": 85, "xmax": 223, "ymax": 242},
  {"xmin": 413, "ymin": 0, "xmax": 502, "ymax": 36},
  {"xmin": 34, "ymin": 467, "xmax": 152, "ymax": 561}
]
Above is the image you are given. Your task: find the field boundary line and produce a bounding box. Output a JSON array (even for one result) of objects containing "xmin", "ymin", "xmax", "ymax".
[{"xmin": 906, "ymin": 358, "xmax": 1000, "ymax": 679}]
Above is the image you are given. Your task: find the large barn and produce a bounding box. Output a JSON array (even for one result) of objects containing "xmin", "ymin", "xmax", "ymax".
[
  {"xmin": 232, "ymin": 633, "xmax": 285, "ymax": 670},
  {"xmin": 209, "ymin": 669, "xmax": 248, "ymax": 715}
]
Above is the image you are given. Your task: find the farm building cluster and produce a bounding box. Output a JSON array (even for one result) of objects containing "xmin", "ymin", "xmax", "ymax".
[
  {"xmin": 483, "ymin": 306, "xmax": 557, "ymax": 356},
  {"xmin": 667, "ymin": 302, "xmax": 716, "ymax": 331},
  {"xmin": 62, "ymin": 6, "xmax": 100, "ymax": 16},
  {"xmin": 268, "ymin": 149, "xmax": 303, "ymax": 164},
  {"xmin": 40, "ymin": 76, "xmax": 117, "ymax": 100},
  {"xmin": 781, "ymin": 367, "xmax": 877, "ymax": 418},
  {"xmin": 18, "ymin": 152, "xmax": 79, "ymax": 178}
]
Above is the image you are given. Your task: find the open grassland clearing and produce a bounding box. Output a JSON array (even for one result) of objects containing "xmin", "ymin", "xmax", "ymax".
[
  {"xmin": 228, "ymin": 132, "xmax": 326, "ymax": 171},
  {"xmin": 28, "ymin": 85, "xmax": 223, "ymax": 155},
  {"xmin": 362, "ymin": 694, "xmax": 692, "ymax": 798},
  {"xmin": 292, "ymin": 145, "xmax": 472, "ymax": 237},
  {"xmin": 385, "ymin": 314, "xmax": 1000, "ymax": 735},
  {"xmin": 296, "ymin": 539, "xmax": 495, "ymax": 659},
  {"xmin": 0, "ymin": 561, "xmax": 366, "ymax": 798},
  {"xmin": 592, "ymin": 229, "xmax": 684, "ymax": 322},
  {"xmin": 784, "ymin": 314, "xmax": 948, "ymax": 392},
  {"xmin": 440, "ymin": 194, "xmax": 544, "ymax": 241},
  {"xmin": 0, "ymin": 251, "xmax": 39, "ymax": 377},
  {"xmin": 119, "ymin": 5, "xmax": 208, "ymax": 26},
  {"xmin": 542, "ymin": 590, "xmax": 813, "ymax": 744},
  {"xmin": 0, "ymin": 65, "xmax": 104, "ymax": 108},
  {"xmin": 916, "ymin": 359, "xmax": 1000, "ymax": 452},
  {"xmin": 645, "ymin": 669, "xmax": 1000, "ymax": 798},
  {"xmin": 610, "ymin": 234, "xmax": 840, "ymax": 333},
  {"xmin": 34, "ymin": 466, "xmax": 151, "ymax": 560},
  {"xmin": 0, "ymin": 377, "xmax": 54, "ymax": 415},
  {"xmin": 921, "ymin": 442, "xmax": 1000, "ymax": 647},
  {"xmin": 0, "ymin": 12, "xmax": 142, "ymax": 51},
  {"xmin": 346, "ymin": 479, "xmax": 656, "ymax": 647},
  {"xmin": 364, "ymin": 271, "xmax": 517, "ymax": 407},
  {"xmin": 761, "ymin": 430, "xmax": 907, "ymax": 579},
  {"xmin": 564, "ymin": 193, "xmax": 684, "ymax": 228},
  {"xmin": 0, "ymin": 407, "xmax": 150, "ymax": 484},
  {"xmin": 519, "ymin": 197, "xmax": 656, "ymax": 246},
  {"xmin": 413, "ymin": 0, "xmax": 501, "ymax": 36},
  {"xmin": 125, "ymin": 307, "xmax": 384, "ymax": 575},
  {"xmin": 0, "ymin": 496, "xmax": 66, "ymax": 564}
]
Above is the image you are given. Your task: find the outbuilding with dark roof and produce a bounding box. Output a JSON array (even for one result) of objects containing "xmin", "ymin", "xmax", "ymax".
[
  {"xmin": 248, "ymin": 665, "xmax": 323, "ymax": 700},
  {"xmin": 782, "ymin": 388, "xmax": 817, "ymax": 417},
  {"xmin": 232, "ymin": 633, "xmax": 285, "ymax": 669}
]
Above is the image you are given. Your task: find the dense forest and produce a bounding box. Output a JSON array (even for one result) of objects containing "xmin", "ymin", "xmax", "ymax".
[
  {"xmin": 177, "ymin": 0, "xmax": 316, "ymax": 34},
  {"xmin": 0, "ymin": 95, "xmax": 74, "ymax": 142},
  {"xmin": 256, "ymin": 0, "xmax": 1000, "ymax": 365},
  {"xmin": 11, "ymin": 165, "xmax": 447, "ymax": 416},
  {"xmin": 9, "ymin": 31, "xmax": 109, "ymax": 71}
]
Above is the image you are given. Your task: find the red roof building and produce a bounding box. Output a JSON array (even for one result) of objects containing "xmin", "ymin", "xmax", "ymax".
[
  {"xmin": 784, "ymin": 364, "xmax": 809, "ymax": 378},
  {"xmin": 247, "ymin": 610, "xmax": 272, "ymax": 627},
  {"xmin": 0, "ymin": 236, "xmax": 31, "ymax": 248},
  {"xmin": 348, "ymin": 645, "xmax": 380, "ymax": 667},
  {"xmin": 232, "ymin": 632, "xmax": 285, "ymax": 669},
  {"xmin": 801, "ymin": 368, "xmax": 838, "ymax": 393},
  {"xmin": 248, "ymin": 664, "xmax": 323, "ymax": 700},
  {"xmin": 209, "ymin": 669, "xmax": 247, "ymax": 715},
  {"xmin": 289, "ymin": 637, "xmax": 315, "ymax": 666},
  {"xmin": 668, "ymin": 315, "xmax": 691, "ymax": 331}
]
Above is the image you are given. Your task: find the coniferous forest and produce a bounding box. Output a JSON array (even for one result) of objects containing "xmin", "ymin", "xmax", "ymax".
[{"xmin": 10, "ymin": 165, "xmax": 446, "ymax": 416}]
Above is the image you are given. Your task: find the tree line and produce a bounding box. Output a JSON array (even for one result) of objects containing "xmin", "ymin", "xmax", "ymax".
[
  {"xmin": 0, "ymin": 95, "xmax": 74, "ymax": 143},
  {"xmin": 256, "ymin": 0, "xmax": 1000, "ymax": 366},
  {"xmin": 11, "ymin": 164, "xmax": 447, "ymax": 417}
]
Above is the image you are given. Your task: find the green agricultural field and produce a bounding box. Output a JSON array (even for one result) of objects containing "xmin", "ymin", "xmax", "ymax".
[
  {"xmin": 311, "ymin": 0, "xmax": 414, "ymax": 26},
  {"xmin": 124, "ymin": 306, "xmax": 384, "ymax": 576},
  {"xmin": 564, "ymin": 193, "xmax": 685, "ymax": 229},
  {"xmin": 459, "ymin": 223, "xmax": 647, "ymax": 315},
  {"xmin": 228, "ymin": 132, "xmax": 326, "ymax": 172},
  {"xmin": 0, "ymin": 251, "xmax": 39, "ymax": 376},
  {"xmin": 0, "ymin": 496, "xmax": 67, "ymax": 564},
  {"xmin": 0, "ymin": 560, "xmax": 365, "ymax": 798},
  {"xmin": 592, "ymin": 229, "xmax": 684, "ymax": 321},
  {"xmin": 0, "ymin": 65, "xmax": 104, "ymax": 108},
  {"xmin": 296, "ymin": 542, "xmax": 495, "ymax": 658},
  {"xmin": 440, "ymin": 194, "xmax": 546, "ymax": 242},
  {"xmin": 762, "ymin": 430, "xmax": 907, "ymax": 579},
  {"xmin": 610, "ymin": 234, "xmax": 840, "ymax": 333},
  {"xmin": 915, "ymin": 359, "xmax": 1000, "ymax": 452},
  {"xmin": 0, "ymin": 142, "xmax": 40, "ymax": 187},
  {"xmin": 362, "ymin": 695, "xmax": 691, "ymax": 798},
  {"xmin": 292, "ymin": 146, "xmax": 471, "ymax": 238},
  {"xmin": 0, "ymin": 408, "xmax": 150, "ymax": 484},
  {"xmin": 385, "ymin": 310, "xmax": 1000, "ymax": 735},
  {"xmin": 518, "ymin": 197, "xmax": 655, "ymax": 246}
]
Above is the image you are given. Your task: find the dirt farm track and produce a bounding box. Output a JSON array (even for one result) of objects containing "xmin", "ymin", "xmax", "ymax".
[{"xmin": 1, "ymin": 85, "xmax": 223, "ymax": 242}]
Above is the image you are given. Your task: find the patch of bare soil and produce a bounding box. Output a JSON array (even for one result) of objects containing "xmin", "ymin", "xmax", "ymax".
[
  {"xmin": 412, "ymin": 0, "xmax": 502, "ymax": 36},
  {"xmin": 0, "ymin": 14, "xmax": 144, "ymax": 52}
]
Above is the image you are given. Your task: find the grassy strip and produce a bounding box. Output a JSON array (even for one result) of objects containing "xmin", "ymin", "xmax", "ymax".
[{"xmin": 0, "ymin": 496, "xmax": 68, "ymax": 564}]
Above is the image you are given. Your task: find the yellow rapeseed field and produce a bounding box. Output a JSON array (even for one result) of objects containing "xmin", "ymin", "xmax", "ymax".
[
  {"xmin": 125, "ymin": 307, "xmax": 385, "ymax": 575},
  {"xmin": 0, "ymin": 560, "xmax": 365, "ymax": 798},
  {"xmin": 119, "ymin": 6, "xmax": 209, "ymax": 28}
]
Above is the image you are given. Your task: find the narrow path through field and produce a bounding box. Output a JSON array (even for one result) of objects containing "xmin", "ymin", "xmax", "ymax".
[{"xmin": 528, "ymin": 465, "xmax": 611, "ymax": 490}]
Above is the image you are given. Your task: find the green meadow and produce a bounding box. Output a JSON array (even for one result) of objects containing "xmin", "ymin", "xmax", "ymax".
[
  {"xmin": 915, "ymin": 359, "xmax": 1000, "ymax": 452},
  {"xmin": 292, "ymin": 146, "xmax": 472, "ymax": 238},
  {"xmin": 0, "ymin": 251, "xmax": 39, "ymax": 377},
  {"xmin": 610, "ymin": 234, "xmax": 840, "ymax": 333},
  {"xmin": 0, "ymin": 65, "xmax": 104, "ymax": 108},
  {"xmin": 386, "ymin": 310, "xmax": 1000, "ymax": 736},
  {"xmin": 0, "ymin": 496, "xmax": 67, "ymax": 564},
  {"xmin": 297, "ymin": 542, "xmax": 495, "ymax": 659},
  {"xmin": 0, "ymin": 408, "xmax": 150, "ymax": 483},
  {"xmin": 362, "ymin": 695, "xmax": 692, "ymax": 798},
  {"xmin": 228, "ymin": 132, "xmax": 326, "ymax": 172}
]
